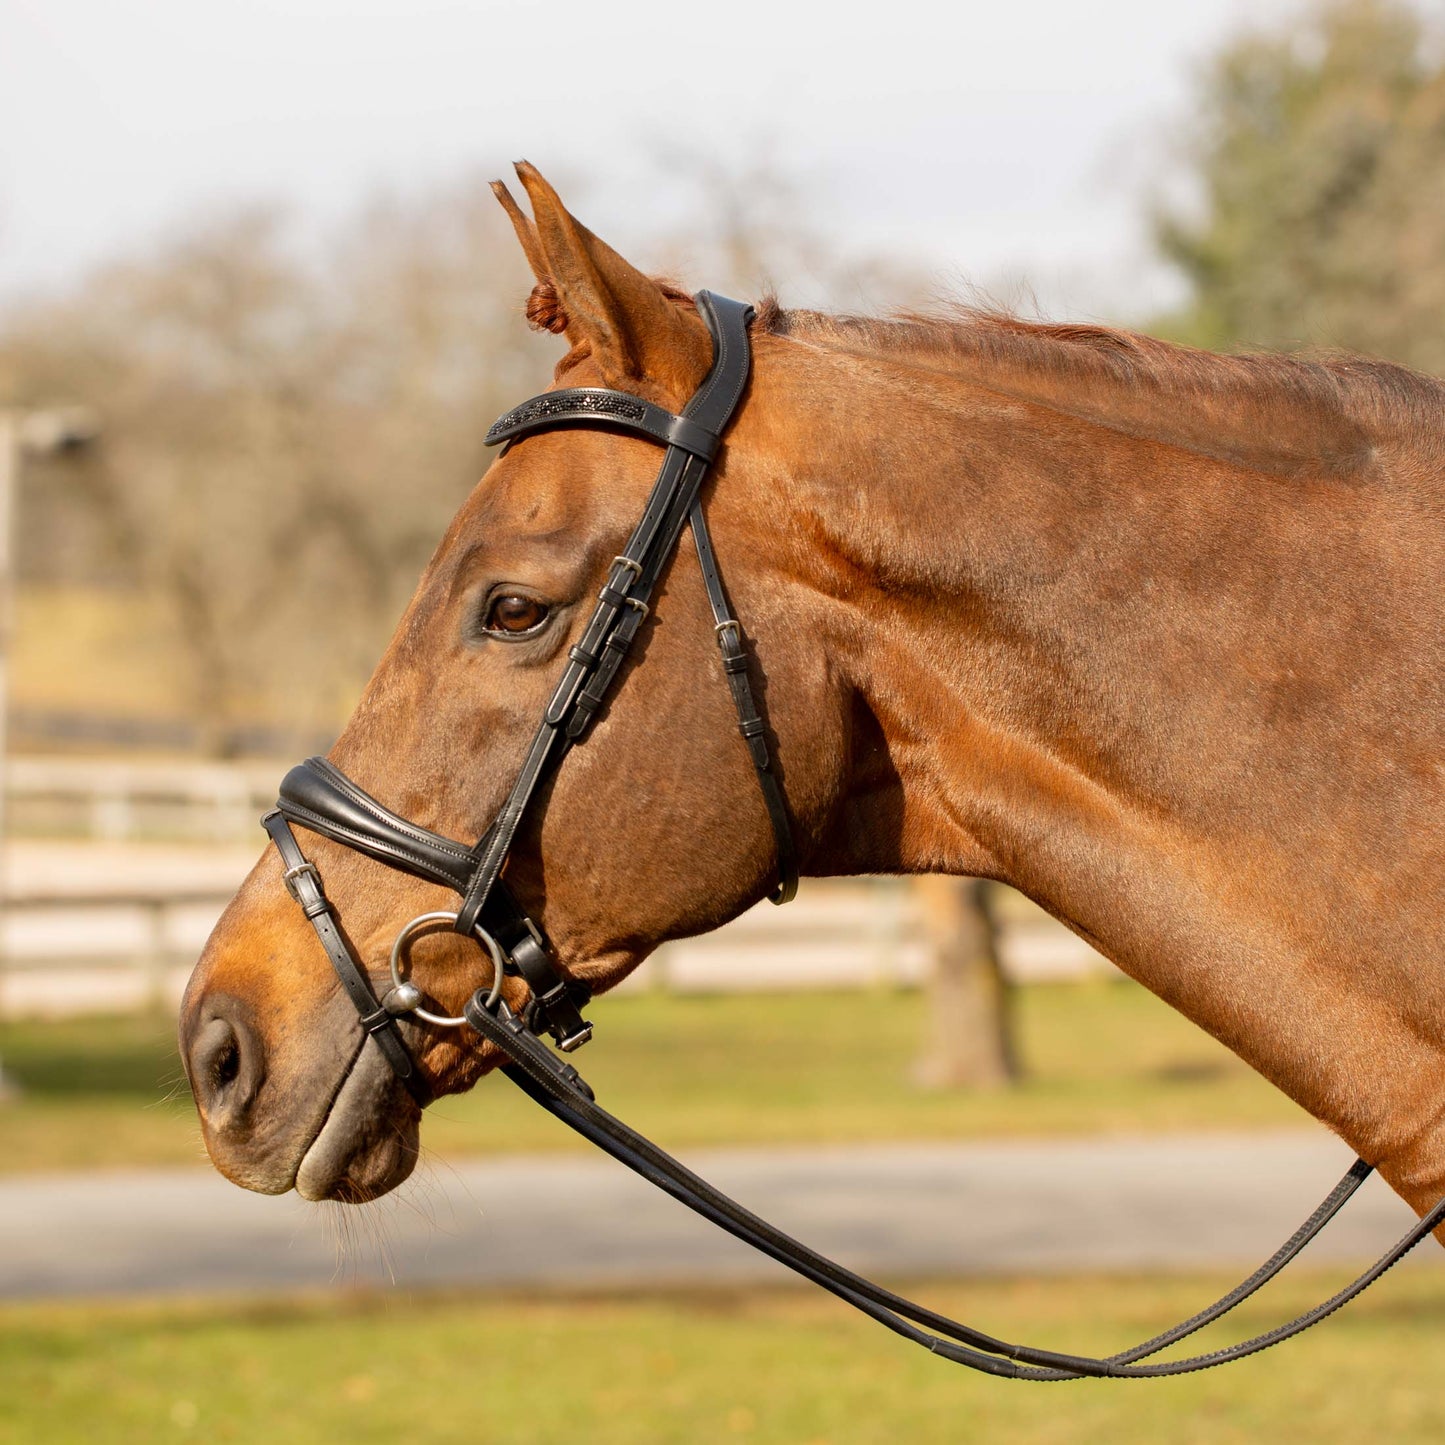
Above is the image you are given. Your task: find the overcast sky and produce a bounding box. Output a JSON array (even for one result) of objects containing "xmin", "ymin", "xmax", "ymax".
[{"xmin": 3, "ymin": 0, "xmax": 1306, "ymax": 322}]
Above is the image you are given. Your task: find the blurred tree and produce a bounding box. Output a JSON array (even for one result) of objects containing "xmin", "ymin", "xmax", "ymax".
[
  {"xmin": 0, "ymin": 185, "xmax": 550, "ymax": 753},
  {"xmin": 645, "ymin": 146, "xmax": 935, "ymax": 311},
  {"xmin": 1157, "ymin": 0, "xmax": 1445, "ymax": 373},
  {"xmin": 912, "ymin": 876, "xmax": 1019, "ymax": 1089}
]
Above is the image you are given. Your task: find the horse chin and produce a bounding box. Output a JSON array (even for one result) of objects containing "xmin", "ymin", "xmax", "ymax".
[{"xmin": 294, "ymin": 1039, "xmax": 420, "ymax": 1203}]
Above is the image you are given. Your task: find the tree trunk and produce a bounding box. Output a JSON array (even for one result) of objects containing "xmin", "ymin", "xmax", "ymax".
[{"xmin": 912, "ymin": 876, "xmax": 1019, "ymax": 1089}]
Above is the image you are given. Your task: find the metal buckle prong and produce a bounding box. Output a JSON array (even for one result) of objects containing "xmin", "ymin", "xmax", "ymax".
[
  {"xmin": 626, "ymin": 597, "xmax": 649, "ymax": 618},
  {"xmin": 613, "ymin": 555, "xmax": 643, "ymax": 581},
  {"xmin": 715, "ymin": 619, "xmax": 741, "ymax": 642}
]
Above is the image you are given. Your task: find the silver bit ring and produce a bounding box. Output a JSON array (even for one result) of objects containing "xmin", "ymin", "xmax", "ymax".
[{"xmin": 387, "ymin": 910, "xmax": 507, "ymax": 1026}]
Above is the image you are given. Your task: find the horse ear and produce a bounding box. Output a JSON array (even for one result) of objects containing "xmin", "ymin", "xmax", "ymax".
[
  {"xmin": 490, "ymin": 179, "xmax": 548, "ymax": 284},
  {"xmin": 508, "ymin": 161, "xmax": 712, "ymax": 397}
]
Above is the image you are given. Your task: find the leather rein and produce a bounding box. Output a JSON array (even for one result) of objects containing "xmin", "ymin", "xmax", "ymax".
[{"xmin": 263, "ymin": 289, "xmax": 1445, "ymax": 1379}]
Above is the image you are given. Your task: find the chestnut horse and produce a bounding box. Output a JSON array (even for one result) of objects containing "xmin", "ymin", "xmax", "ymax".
[{"xmin": 181, "ymin": 165, "xmax": 1445, "ymax": 1234}]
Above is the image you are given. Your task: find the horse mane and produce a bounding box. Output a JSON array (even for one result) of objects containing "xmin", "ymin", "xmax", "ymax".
[{"xmin": 753, "ymin": 297, "xmax": 1445, "ymax": 480}]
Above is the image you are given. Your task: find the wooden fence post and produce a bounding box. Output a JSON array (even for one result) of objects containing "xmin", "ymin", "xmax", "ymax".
[{"xmin": 912, "ymin": 876, "xmax": 1020, "ymax": 1089}]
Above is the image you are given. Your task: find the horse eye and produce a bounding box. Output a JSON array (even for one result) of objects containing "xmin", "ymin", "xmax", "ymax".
[{"xmin": 484, "ymin": 594, "xmax": 550, "ymax": 635}]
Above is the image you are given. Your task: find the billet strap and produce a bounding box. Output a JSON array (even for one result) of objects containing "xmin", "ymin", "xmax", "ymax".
[
  {"xmin": 463, "ymin": 989, "xmax": 1445, "ymax": 1379},
  {"xmin": 261, "ymin": 810, "xmax": 428, "ymax": 1103}
]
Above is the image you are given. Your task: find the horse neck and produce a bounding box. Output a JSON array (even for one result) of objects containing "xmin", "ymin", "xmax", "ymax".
[
  {"xmin": 735, "ymin": 331, "xmax": 1445, "ymax": 1196},
  {"xmin": 753, "ymin": 338, "xmax": 1279, "ymax": 907}
]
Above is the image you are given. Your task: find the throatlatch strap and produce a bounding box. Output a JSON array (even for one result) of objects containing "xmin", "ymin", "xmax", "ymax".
[{"xmin": 689, "ymin": 499, "xmax": 798, "ymax": 904}]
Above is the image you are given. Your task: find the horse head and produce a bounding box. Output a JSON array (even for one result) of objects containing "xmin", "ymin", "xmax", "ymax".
[{"xmin": 178, "ymin": 165, "xmax": 853, "ymax": 1202}]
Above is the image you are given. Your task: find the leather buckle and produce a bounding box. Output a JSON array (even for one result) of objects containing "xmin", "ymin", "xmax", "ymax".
[{"xmin": 281, "ymin": 861, "xmax": 321, "ymax": 903}]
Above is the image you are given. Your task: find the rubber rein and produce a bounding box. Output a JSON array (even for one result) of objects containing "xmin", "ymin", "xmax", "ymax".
[{"xmin": 263, "ymin": 290, "xmax": 1445, "ymax": 1379}]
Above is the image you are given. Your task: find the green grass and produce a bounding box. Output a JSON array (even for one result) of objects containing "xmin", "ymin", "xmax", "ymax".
[
  {"xmin": 0, "ymin": 980, "xmax": 1309, "ymax": 1175},
  {"xmin": 0, "ymin": 1011, "xmax": 205, "ymax": 1172},
  {"xmin": 4, "ymin": 1271, "xmax": 1444, "ymax": 1443}
]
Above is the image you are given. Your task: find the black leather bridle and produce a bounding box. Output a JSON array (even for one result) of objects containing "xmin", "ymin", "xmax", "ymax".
[
  {"xmin": 263, "ymin": 289, "xmax": 1445, "ymax": 1378},
  {"xmin": 264, "ymin": 292, "xmax": 794, "ymax": 1098}
]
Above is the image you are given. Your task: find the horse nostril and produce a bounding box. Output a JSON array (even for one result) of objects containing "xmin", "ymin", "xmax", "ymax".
[
  {"xmin": 187, "ymin": 1014, "xmax": 259, "ymax": 1125},
  {"xmin": 212, "ymin": 1036, "xmax": 241, "ymax": 1093}
]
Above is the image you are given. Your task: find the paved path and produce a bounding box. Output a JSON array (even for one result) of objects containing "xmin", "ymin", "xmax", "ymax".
[{"xmin": 2, "ymin": 1131, "xmax": 1438, "ymax": 1299}]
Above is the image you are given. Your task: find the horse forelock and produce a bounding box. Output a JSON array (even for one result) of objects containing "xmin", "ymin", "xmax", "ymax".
[{"xmin": 525, "ymin": 277, "xmax": 696, "ymax": 334}]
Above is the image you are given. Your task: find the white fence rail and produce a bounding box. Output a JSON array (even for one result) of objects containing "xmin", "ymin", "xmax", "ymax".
[
  {"xmin": 1, "ymin": 887, "xmax": 232, "ymax": 1015},
  {"xmin": 0, "ymin": 877, "xmax": 1113, "ymax": 1020},
  {"xmin": 6, "ymin": 756, "xmax": 282, "ymax": 843},
  {"xmin": 0, "ymin": 760, "xmax": 1116, "ymax": 1017}
]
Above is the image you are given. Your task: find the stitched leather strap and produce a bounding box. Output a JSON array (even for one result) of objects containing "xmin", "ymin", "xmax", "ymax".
[
  {"xmin": 262, "ymin": 810, "xmax": 428, "ymax": 1103},
  {"xmin": 279, "ymin": 757, "xmax": 478, "ymax": 893},
  {"xmin": 465, "ymin": 992, "xmax": 1445, "ymax": 1379},
  {"xmin": 689, "ymin": 499, "xmax": 798, "ymax": 904}
]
